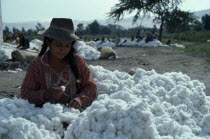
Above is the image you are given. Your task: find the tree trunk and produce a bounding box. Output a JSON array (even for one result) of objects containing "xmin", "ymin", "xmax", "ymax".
[{"xmin": 158, "ymin": 20, "xmax": 164, "ymax": 41}]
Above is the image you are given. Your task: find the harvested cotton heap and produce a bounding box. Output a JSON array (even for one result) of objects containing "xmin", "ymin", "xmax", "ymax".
[
  {"xmin": 0, "ymin": 98, "xmax": 80, "ymax": 139},
  {"xmin": 28, "ymin": 39, "xmax": 43, "ymax": 52},
  {"xmin": 65, "ymin": 66, "xmax": 210, "ymax": 139},
  {"xmin": 86, "ymin": 40, "xmax": 115, "ymax": 48},
  {"xmin": 1, "ymin": 66, "xmax": 210, "ymax": 139},
  {"xmin": 120, "ymin": 39, "xmax": 162, "ymax": 47},
  {"xmin": 73, "ymin": 41, "xmax": 101, "ymax": 60},
  {"xmin": 0, "ymin": 43, "xmax": 17, "ymax": 62},
  {"xmin": 170, "ymin": 43, "xmax": 185, "ymax": 48}
]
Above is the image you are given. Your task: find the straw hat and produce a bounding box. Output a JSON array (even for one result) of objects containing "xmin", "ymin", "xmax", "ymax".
[{"xmin": 39, "ymin": 18, "xmax": 79, "ymax": 42}]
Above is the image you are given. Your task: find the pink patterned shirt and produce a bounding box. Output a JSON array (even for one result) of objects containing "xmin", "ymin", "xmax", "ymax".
[{"xmin": 21, "ymin": 51, "xmax": 97, "ymax": 107}]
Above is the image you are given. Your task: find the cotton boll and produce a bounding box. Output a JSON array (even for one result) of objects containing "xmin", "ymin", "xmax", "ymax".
[
  {"xmin": 150, "ymin": 103, "xmax": 165, "ymax": 116},
  {"xmin": 200, "ymin": 114, "xmax": 210, "ymax": 134},
  {"xmin": 60, "ymin": 86, "xmax": 66, "ymax": 92},
  {"xmin": 110, "ymin": 89, "xmax": 138, "ymax": 103}
]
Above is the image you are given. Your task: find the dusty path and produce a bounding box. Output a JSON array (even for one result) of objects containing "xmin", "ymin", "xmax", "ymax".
[{"xmin": 0, "ymin": 46, "xmax": 209, "ymax": 98}]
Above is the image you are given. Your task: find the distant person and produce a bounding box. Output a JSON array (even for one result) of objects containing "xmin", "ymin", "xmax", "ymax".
[
  {"xmin": 11, "ymin": 34, "xmax": 17, "ymax": 45},
  {"xmin": 16, "ymin": 32, "xmax": 30, "ymax": 50},
  {"xmin": 131, "ymin": 35, "xmax": 135, "ymax": 41},
  {"xmin": 135, "ymin": 29, "xmax": 141, "ymax": 42},
  {"xmin": 5, "ymin": 34, "xmax": 13, "ymax": 43},
  {"xmin": 152, "ymin": 31, "xmax": 158, "ymax": 40},
  {"xmin": 100, "ymin": 36, "xmax": 106, "ymax": 44},
  {"xmin": 20, "ymin": 18, "xmax": 97, "ymax": 109},
  {"xmin": 140, "ymin": 29, "xmax": 146, "ymax": 40},
  {"xmin": 145, "ymin": 33, "xmax": 154, "ymax": 43},
  {"xmin": 115, "ymin": 35, "xmax": 121, "ymax": 46}
]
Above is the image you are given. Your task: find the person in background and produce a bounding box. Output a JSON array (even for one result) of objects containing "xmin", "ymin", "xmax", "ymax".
[
  {"xmin": 135, "ymin": 29, "xmax": 141, "ymax": 42},
  {"xmin": 152, "ymin": 31, "xmax": 158, "ymax": 40},
  {"xmin": 145, "ymin": 33, "xmax": 154, "ymax": 43},
  {"xmin": 16, "ymin": 32, "xmax": 30, "ymax": 50},
  {"xmin": 100, "ymin": 36, "xmax": 106, "ymax": 44},
  {"xmin": 20, "ymin": 18, "xmax": 97, "ymax": 109},
  {"xmin": 115, "ymin": 34, "xmax": 121, "ymax": 46},
  {"xmin": 140, "ymin": 29, "xmax": 146, "ymax": 40}
]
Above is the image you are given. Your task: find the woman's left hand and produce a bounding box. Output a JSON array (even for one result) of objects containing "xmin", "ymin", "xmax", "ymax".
[{"xmin": 68, "ymin": 98, "xmax": 82, "ymax": 109}]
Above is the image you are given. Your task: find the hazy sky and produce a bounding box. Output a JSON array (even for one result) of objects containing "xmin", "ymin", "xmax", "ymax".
[{"xmin": 1, "ymin": 0, "xmax": 210, "ymax": 23}]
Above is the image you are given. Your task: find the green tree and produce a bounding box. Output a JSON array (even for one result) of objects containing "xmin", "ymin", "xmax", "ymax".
[
  {"xmin": 76, "ymin": 23, "xmax": 85, "ymax": 35},
  {"xmin": 21, "ymin": 27, "xmax": 26, "ymax": 33},
  {"xmin": 86, "ymin": 20, "xmax": 101, "ymax": 35},
  {"xmin": 3, "ymin": 26, "xmax": 11, "ymax": 34},
  {"xmin": 192, "ymin": 20, "xmax": 203, "ymax": 31},
  {"xmin": 35, "ymin": 23, "xmax": 45, "ymax": 32},
  {"xmin": 202, "ymin": 14, "xmax": 210, "ymax": 30},
  {"xmin": 12, "ymin": 27, "xmax": 20, "ymax": 34},
  {"xmin": 100, "ymin": 25, "xmax": 111, "ymax": 35},
  {"xmin": 108, "ymin": 0, "xmax": 193, "ymax": 41},
  {"xmin": 165, "ymin": 9, "xmax": 196, "ymax": 33}
]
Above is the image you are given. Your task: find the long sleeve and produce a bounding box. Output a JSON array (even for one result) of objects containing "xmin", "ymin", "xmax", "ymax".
[
  {"xmin": 74, "ymin": 54, "xmax": 97, "ymax": 108},
  {"xmin": 21, "ymin": 60, "xmax": 46, "ymax": 105}
]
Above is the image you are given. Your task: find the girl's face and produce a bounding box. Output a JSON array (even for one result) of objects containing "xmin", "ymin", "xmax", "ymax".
[{"xmin": 49, "ymin": 40, "xmax": 72, "ymax": 59}]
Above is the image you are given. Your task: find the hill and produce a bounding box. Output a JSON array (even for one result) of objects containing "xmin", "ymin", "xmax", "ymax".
[{"xmin": 3, "ymin": 8, "xmax": 210, "ymax": 30}]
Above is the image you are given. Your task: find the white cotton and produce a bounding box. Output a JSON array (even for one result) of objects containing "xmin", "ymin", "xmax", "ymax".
[
  {"xmin": 121, "ymin": 39, "xmax": 163, "ymax": 47},
  {"xmin": 0, "ymin": 43, "xmax": 17, "ymax": 62},
  {"xmin": 60, "ymin": 86, "xmax": 66, "ymax": 92},
  {"xmin": 86, "ymin": 40, "xmax": 115, "ymax": 48},
  {"xmin": 170, "ymin": 43, "xmax": 185, "ymax": 48},
  {"xmin": 1, "ymin": 65, "xmax": 210, "ymax": 139},
  {"xmin": 27, "ymin": 39, "xmax": 43, "ymax": 52},
  {"xmin": 0, "ymin": 98, "xmax": 80, "ymax": 139},
  {"xmin": 0, "ymin": 117, "xmax": 58, "ymax": 139},
  {"xmin": 73, "ymin": 41, "xmax": 101, "ymax": 60}
]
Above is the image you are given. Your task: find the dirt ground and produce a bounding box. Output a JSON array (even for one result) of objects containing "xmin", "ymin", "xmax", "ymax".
[{"xmin": 0, "ymin": 46, "xmax": 209, "ymax": 98}]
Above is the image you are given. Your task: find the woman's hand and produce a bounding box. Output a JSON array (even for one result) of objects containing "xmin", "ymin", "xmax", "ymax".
[
  {"xmin": 68, "ymin": 98, "xmax": 82, "ymax": 109},
  {"xmin": 44, "ymin": 86, "xmax": 63, "ymax": 101}
]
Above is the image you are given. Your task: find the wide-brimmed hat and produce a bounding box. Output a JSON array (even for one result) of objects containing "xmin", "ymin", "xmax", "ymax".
[{"xmin": 39, "ymin": 18, "xmax": 79, "ymax": 42}]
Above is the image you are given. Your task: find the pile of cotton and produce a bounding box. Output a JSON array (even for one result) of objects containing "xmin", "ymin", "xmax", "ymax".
[
  {"xmin": 0, "ymin": 98, "xmax": 80, "ymax": 139},
  {"xmin": 0, "ymin": 50, "xmax": 8, "ymax": 62},
  {"xmin": 120, "ymin": 39, "xmax": 162, "ymax": 47},
  {"xmin": 30, "ymin": 39, "xmax": 43, "ymax": 46},
  {"xmin": 170, "ymin": 43, "xmax": 185, "ymax": 48},
  {"xmin": 0, "ymin": 43, "xmax": 17, "ymax": 62},
  {"xmin": 65, "ymin": 66, "xmax": 210, "ymax": 139},
  {"xmin": 1, "ymin": 65, "xmax": 210, "ymax": 139},
  {"xmin": 73, "ymin": 41, "xmax": 101, "ymax": 60},
  {"xmin": 86, "ymin": 41, "xmax": 115, "ymax": 48},
  {"xmin": 28, "ymin": 39, "xmax": 43, "ymax": 52}
]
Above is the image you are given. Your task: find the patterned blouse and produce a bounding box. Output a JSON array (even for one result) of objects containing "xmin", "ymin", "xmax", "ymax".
[{"xmin": 21, "ymin": 51, "xmax": 97, "ymax": 108}]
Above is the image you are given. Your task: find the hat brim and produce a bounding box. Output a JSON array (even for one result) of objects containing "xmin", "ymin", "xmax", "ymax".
[{"xmin": 38, "ymin": 27, "xmax": 80, "ymax": 42}]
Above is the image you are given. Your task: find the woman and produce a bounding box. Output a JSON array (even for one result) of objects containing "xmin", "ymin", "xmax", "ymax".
[{"xmin": 21, "ymin": 18, "xmax": 97, "ymax": 109}]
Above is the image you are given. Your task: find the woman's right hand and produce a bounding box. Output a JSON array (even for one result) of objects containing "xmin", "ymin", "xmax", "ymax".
[{"xmin": 44, "ymin": 86, "xmax": 63, "ymax": 101}]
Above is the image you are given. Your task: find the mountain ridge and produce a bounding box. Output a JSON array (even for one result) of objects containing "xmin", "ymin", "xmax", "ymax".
[{"xmin": 3, "ymin": 9, "xmax": 210, "ymax": 30}]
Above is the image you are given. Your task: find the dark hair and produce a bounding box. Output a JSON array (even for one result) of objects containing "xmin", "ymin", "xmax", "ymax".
[{"xmin": 39, "ymin": 37, "xmax": 79, "ymax": 80}]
